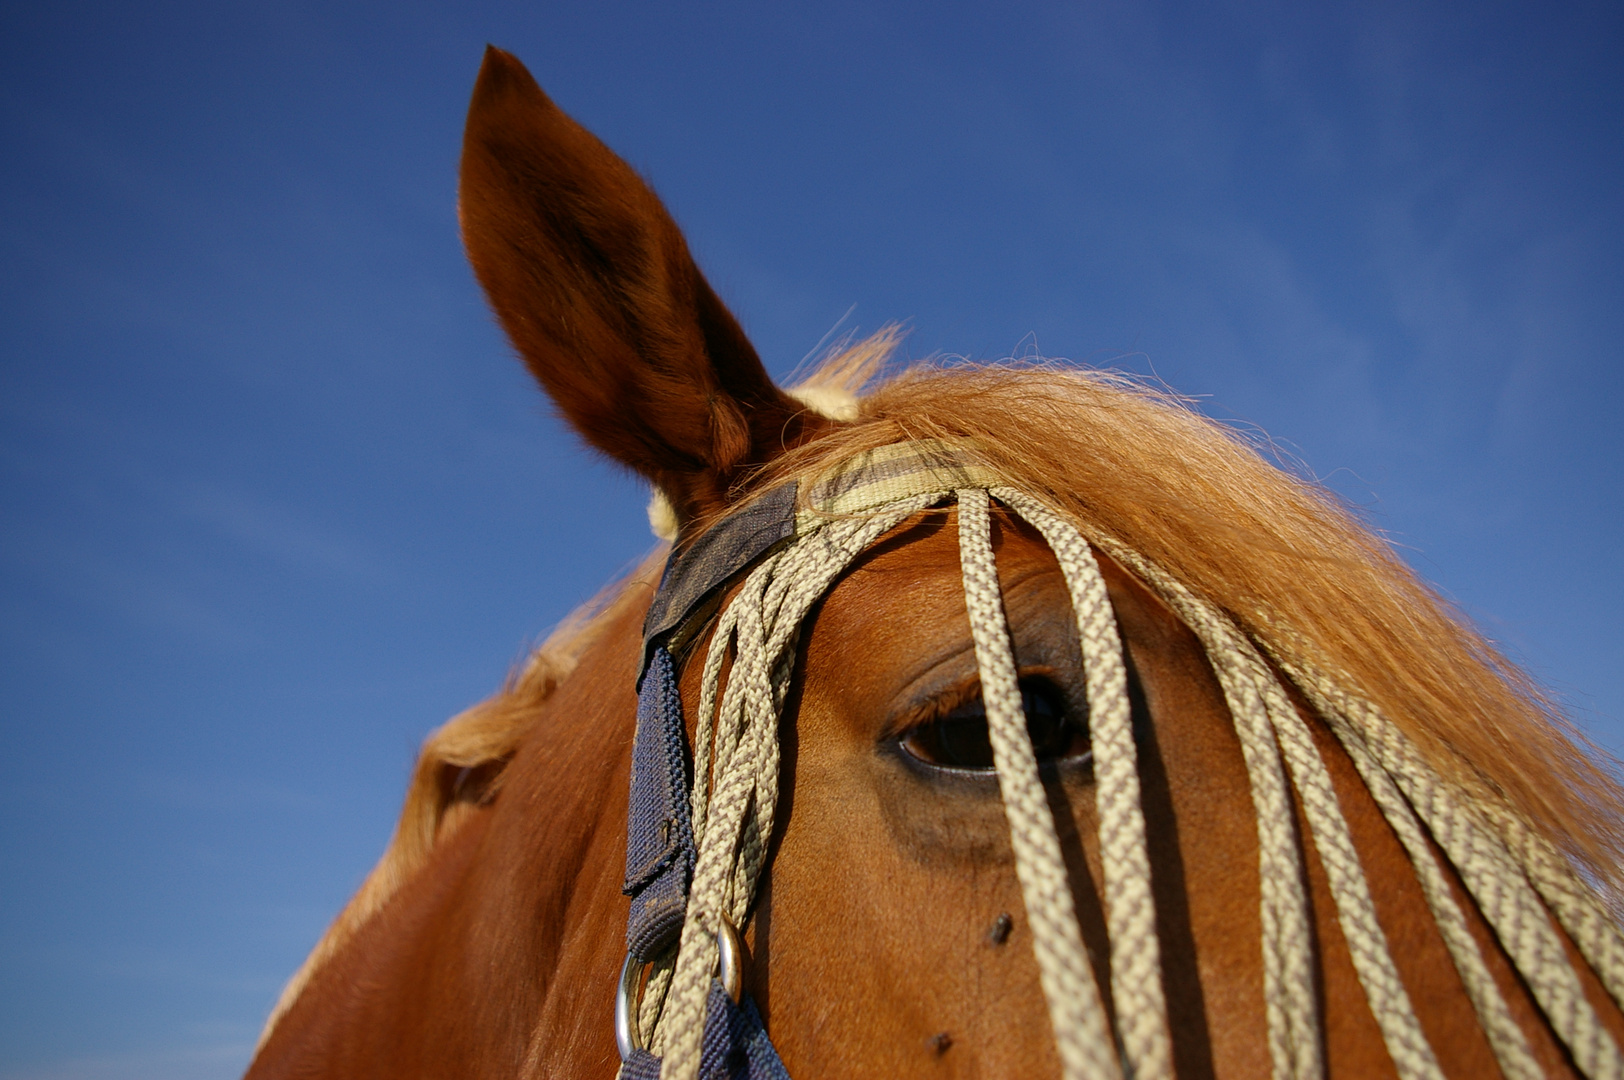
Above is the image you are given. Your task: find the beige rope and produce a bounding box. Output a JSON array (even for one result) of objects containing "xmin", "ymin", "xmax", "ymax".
[
  {"xmin": 1104, "ymin": 542, "xmax": 1559, "ymax": 1071},
  {"xmin": 1255, "ymin": 666, "xmax": 1442, "ymax": 1080},
  {"xmin": 629, "ymin": 443, "xmax": 1624, "ymax": 1080},
  {"xmin": 1281, "ymin": 668, "xmax": 1624, "ymax": 1080},
  {"xmin": 957, "ymin": 487, "xmax": 1122, "ymax": 1080},
  {"xmin": 1483, "ymin": 801, "xmax": 1624, "ymax": 1010},
  {"xmin": 1325, "ymin": 711, "xmax": 1543, "ymax": 1080},
  {"xmin": 994, "ymin": 488, "xmax": 1172, "ymax": 1080},
  {"xmin": 1094, "ymin": 539, "xmax": 1321, "ymax": 1080},
  {"xmin": 655, "ymin": 495, "xmax": 944, "ymax": 1080}
]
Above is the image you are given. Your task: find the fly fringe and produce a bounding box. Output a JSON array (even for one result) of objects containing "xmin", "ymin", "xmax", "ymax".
[{"xmin": 631, "ymin": 455, "xmax": 1624, "ymax": 1080}]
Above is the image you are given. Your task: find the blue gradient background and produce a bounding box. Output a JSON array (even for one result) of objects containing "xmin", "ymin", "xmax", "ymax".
[{"xmin": 2, "ymin": 2, "xmax": 1620, "ymax": 1076}]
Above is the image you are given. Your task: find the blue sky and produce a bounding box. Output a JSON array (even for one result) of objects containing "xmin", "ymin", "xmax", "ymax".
[{"xmin": 2, "ymin": 2, "xmax": 1620, "ymax": 1076}]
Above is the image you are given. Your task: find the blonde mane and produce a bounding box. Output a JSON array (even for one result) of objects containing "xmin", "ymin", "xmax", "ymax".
[
  {"xmin": 262, "ymin": 329, "xmax": 1623, "ymax": 1045},
  {"xmin": 759, "ymin": 332, "xmax": 1624, "ymax": 893}
]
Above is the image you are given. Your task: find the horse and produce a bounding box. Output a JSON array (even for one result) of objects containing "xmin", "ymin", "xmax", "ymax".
[{"xmin": 243, "ymin": 46, "xmax": 1624, "ymax": 1080}]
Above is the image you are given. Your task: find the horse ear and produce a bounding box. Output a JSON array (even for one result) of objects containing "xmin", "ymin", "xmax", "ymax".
[{"xmin": 458, "ymin": 46, "xmax": 818, "ymax": 529}]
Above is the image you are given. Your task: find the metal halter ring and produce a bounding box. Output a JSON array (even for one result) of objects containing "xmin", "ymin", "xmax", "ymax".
[{"xmin": 615, "ymin": 914, "xmax": 745, "ymax": 1061}]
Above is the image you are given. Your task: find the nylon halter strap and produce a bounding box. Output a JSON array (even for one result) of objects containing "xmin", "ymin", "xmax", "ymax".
[
  {"xmin": 616, "ymin": 440, "xmax": 1624, "ymax": 1080},
  {"xmin": 616, "ymin": 483, "xmax": 798, "ymax": 1080},
  {"xmin": 618, "ymin": 442, "xmax": 999, "ymax": 1080}
]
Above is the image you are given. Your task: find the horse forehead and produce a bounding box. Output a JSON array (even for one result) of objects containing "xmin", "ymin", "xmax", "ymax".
[{"xmin": 804, "ymin": 510, "xmax": 1070, "ymax": 666}]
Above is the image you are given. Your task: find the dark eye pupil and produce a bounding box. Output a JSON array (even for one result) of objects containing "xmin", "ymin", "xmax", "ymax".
[
  {"xmin": 921, "ymin": 715, "xmax": 997, "ymax": 770},
  {"xmin": 902, "ymin": 684, "xmax": 1085, "ymax": 771}
]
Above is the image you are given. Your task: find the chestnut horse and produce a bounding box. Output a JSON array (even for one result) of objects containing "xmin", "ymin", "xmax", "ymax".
[{"xmin": 245, "ymin": 47, "xmax": 1624, "ymax": 1080}]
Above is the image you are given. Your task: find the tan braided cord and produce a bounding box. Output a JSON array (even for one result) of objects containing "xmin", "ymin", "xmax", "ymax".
[
  {"xmin": 1251, "ymin": 614, "xmax": 1624, "ymax": 1013},
  {"xmin": 1092, "ymin": 539, "xmax": 1322, "ymax": 1080},
  {"xmin": 654, "ymin": 494, "xmax": 946, "ymax": 1080},
  {"xmin": 1280, "ymin": 664, "xmax": 1624, "ymax": 1080},
  {"xmin": 624, "ymin": 439, "xmax": 1624, "ymax": 1080},
  {"xmin": 1483, "ymin": 801, "xmax": 1624, "ymax": 1011},
  {"xmin": 994, "ymin": 487, "xmax": 1173, "ymax": 1080},
  {"xmin": 957, "ymin": 487, "xmax": 1122, "ymax": 1080},
  {"xmin": 1254, "ymin": 655, "xmax": 1443, "ymax": 1079},
  {"xmin": 1328, "ymin": 712, "xmax": 1544, "ymax": 1080},
  {"xmin": 1106, "ymin": 540, "xmax": 1599, "ymax": 1079}
]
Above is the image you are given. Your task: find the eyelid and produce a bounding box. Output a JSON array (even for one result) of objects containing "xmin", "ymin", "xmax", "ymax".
[
  {"xmin": 882, "ymin": 679, "xmax": 982, "ymax": 742},
  {"xmin": 884, "ymin": 668, "xmax": 1066, "ymax": 741}
]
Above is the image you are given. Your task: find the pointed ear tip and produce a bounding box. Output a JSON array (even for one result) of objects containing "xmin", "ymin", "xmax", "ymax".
[
  {"xmin": 471, "ymin": 45, "xmax": 541, "ymax": 103},
  {"xmin": 478, "ymin": 43, "xmax": 517, "ymax": 70}
]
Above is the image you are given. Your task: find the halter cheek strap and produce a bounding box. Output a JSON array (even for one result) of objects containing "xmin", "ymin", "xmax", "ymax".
[
  {"xmin": 623, "ymin": 645, "xmax": 698, "ymax": 963},
  {"xmin": 639, "ymin": 481, "xmax": 802, "ymax": 686},
  {"xmin": 620, "ymin": 481, "xmax": 802, "ymax": 1080},
  {"xmin": 618, "ymin": 442, "xmax": 998, "ymax": 1078},
  {"xmin": 624, "ymin": 478, "xmax": 802, "ymax": 965}
]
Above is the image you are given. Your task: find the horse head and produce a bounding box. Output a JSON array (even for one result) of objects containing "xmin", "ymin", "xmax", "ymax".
[{"xmin": 245, "ymin": 47, "xmax": 1624, "ymax": 1080}]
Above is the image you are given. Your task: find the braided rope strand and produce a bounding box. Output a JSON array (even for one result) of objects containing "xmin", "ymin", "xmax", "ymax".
[
  {"xmin": 1249, "ymin": 667, "xmax": 1444, "ymax": 1079},
  {"xmin": 690, "ymin": 598, "xmax": 747, "ymax": 849},
  {"xmin": 1094, "ymin": 539, "xmax": 1321, "ymax": 1080},
  {"xmin": 957, "ymin": 487, "xmax": 1122, "ymax": 1080},
  {"xmin": 655, "ymin": 495, "xmax": 943, "ymax": 1080},
  {"xmin": 1282, "ymin": 663, "xmax": 1624, "ymax": 1080},
  {"xmin": 1484, "ymin": 802, "xmax": 1624, "ymax": 1010},
  {"xmin": 995, "ymin": 488, "xmax": 1173, "ymax": 1080},
  {"xmin": 1325, "ymin": 713, "xmax": 1543, "ymax": 1080}
]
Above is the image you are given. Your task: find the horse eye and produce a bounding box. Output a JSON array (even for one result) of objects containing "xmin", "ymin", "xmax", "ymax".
[{"xmin": 901, "ymin": 682, "xmax": 1087, "ymax": 771}]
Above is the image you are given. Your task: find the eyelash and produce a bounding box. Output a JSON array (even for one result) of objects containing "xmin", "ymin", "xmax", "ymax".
[{"xmin": 898, "ymin": 679, "xmax": 1090, "ymax": 772}]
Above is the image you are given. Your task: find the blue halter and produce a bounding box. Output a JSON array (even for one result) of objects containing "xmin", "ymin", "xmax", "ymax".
[{"xmin": 618, "ymin": 479, "xmax": 801, "ymax": 1080}]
